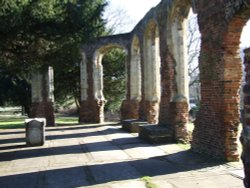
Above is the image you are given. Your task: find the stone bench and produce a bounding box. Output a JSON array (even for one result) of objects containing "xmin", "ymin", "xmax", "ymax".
[
  {"xmin": 139, "ymin": 124, "xmax": 174, "ymax": 144},
  {"xmin": 122, "ymin": 119, "xmax": 148, "ymax": 133}
]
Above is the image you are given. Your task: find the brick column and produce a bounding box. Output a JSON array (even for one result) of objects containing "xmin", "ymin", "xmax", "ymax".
[
  {"xmin": 30, "ymin": 67, "xmax": 55, "ymax": 126},
  {"xmin": 79, "ymin": 100, "xmax": 104, "ymax": 123},
  {"xmin": 158, "ymin": 17, "xmax": 189, "ymax": 142},
  {"xmin": 121, "ymin": 100, "xmax": 140, "ymax": 120},
  {"xmin": 170, "ymin": 98, "xmax": 189, "ymax": 142},
  {"xmin": 242, "ymin": 48, "xmax": 250, "ymax": 187},
  {"xmin": 190, "ymin": 5, "xmax": 244, "ymax": 160}
]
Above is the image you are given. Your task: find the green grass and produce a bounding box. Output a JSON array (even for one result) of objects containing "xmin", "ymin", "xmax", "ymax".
[
  {"xmin": 177, "ymin": 143, "xmax": 191, "ymax": 150},
  {"xmin": 141, "ymin": 176, "xmax": 158, "ymax": 188},
  {"xmin": 0, "ymin": 116, "xmax": 26, "ymax": 129},
  {"xmin": 55, "ymin": 116, "xmax": 78, "ymax": 124},
  {"xmin": 0, "ymin": 115, "xmax": 79, "ymax": 129}
]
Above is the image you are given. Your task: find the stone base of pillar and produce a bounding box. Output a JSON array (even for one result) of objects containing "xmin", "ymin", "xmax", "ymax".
[
  {"xmin": 145, "ymin": 101, "xmax": 159, "ymax": 124},
  {"xmin": 30, "ymin": 101, "xmax": 55, "ymax": 126},
  {"xmin": 79, "ymin": 100, "xmax": 105, "ymax": 123},
  {"xmin": 170, "ymin": 101, "xmax": 189, "ymax": 143},
  {"xmin": 121, "ymin": 100, "xmax": 140, "ymax": 120}
]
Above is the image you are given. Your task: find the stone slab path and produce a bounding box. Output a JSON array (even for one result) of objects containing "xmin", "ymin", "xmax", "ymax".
[{"xmin": 0, "ymin": 122, "xmax": 244, "ymax": 188}]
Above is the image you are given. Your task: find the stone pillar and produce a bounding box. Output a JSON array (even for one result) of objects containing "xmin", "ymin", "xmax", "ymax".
[
  {"xmin": 79, "ymin": 51, "xmax": 105, "ymax": 123},
  {"xmin": 143, "ymin": 22, "xmax": 161, "ymax": 124},
  {"xmin": 30, "ymin": 67, "xmax": 55, "ymax": 126},
  {"xmin": 121, "ymin": 36, "xmax": 141, "ymax": 120},
  {"xmin": 241, "ymin": 48, "xmax": 250, "ymax": 187},
  {"xmin": 169, "ymin": 18, "xmax": 189, "ymax": 142}
]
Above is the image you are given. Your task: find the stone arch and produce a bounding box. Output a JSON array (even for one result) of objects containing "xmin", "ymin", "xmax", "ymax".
[
  {"xmin": 143, "ymin": 19, "xmax": 161, "ymax": 123},
  {"xmin": 130, "ymin": 35, "xmax": 142, "ymax": 101},
  {"xmin": 92, "ymin": 44, "xmax": 128, "ymax": 121}
]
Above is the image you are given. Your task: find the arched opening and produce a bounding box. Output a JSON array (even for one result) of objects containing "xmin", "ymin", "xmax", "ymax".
[
  {"xmin": 93, "ymin": 45, "xmax": 127, "ymax": 122},
  {"xmin": 143, "ymin": 20, "xmax": 161, "ymax": 124},
  {"xmin": 187, "ymin": 10, "xmax": 201, "ymax": 123}
]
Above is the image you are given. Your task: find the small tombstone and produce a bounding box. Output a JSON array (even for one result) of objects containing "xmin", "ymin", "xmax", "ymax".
[{"xmin": 25, "ymin": 118, "xmax": 46, "ymax": 146}]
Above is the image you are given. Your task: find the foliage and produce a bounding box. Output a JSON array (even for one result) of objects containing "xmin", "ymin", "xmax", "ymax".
[
  {"xmin": 0, "ymin": 0, "xmax": 107, "ymax": 67},
  {"xmin": 0, "ymin": 67, "xmax": 31, "ymax": 114},
  {"xmin": 141, "ymin": 176, "xmax": 158, "ymax": 188},
  {"xmin": 0, "ymin": 0, "xmax": 107, "ymax": 111},
  {"xmin": 102, "ymin": 48, "xmax": 126, "ymax": 112}
]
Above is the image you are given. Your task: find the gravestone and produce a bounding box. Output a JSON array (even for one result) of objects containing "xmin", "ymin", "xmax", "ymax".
[{"xmin": 25, "ymin": 118, "xmax": 46, "ymax": 146}]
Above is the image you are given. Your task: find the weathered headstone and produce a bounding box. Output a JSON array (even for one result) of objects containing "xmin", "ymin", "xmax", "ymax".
[{"xmin": 25, "ymin": 118, "xmax": 46, "ymax": 146}]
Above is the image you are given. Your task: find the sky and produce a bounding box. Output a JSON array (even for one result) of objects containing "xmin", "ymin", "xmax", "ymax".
[
  {"xmin": 104, "ymin": 0, "xmax": 250, "ymax": 48},
  {"xmin": 104, "ymin": 0, "xmax": 161, "ymax": 33},
  {"xmin": 240, "ymin": 20, "xmax": 250, "ymax": 49}
]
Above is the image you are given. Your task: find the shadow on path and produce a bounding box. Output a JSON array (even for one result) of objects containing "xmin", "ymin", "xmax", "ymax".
[{"xmin": 0, "ymin": 123, "xmax": 237, "ymax": 188}]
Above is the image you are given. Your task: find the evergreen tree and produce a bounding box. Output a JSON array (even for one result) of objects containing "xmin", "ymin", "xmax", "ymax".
[
  {"xmin": 0, "ymin": 0, "xmax": 107, "ymax": 112},
  {"xmin": 102, "ymin": 48, "xmax": 126, "ymax": 112}
]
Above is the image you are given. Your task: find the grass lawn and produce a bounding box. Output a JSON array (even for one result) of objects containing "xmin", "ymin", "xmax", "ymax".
[
  {"xmin": 55, "ymin": 116, "xmax": 78, "ymax": 124},
  {"xmin": 0, "ymin": 116, "xmax": 26, "ymax": 129},
  {"xmin": 0, "ymin": 115, "xmax": 79, "ymax": 129}
]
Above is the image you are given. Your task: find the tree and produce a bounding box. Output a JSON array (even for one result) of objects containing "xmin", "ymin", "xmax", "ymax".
[
  {"xmin": 0, "ymin": 0, "xmax": 107, "ymax": 113},
  {"xmin": 0, "ymin": 0, "xmax": 107, "ymax": 66},
  {"xmin": 99, "ymin": 5, "xmax": 133, "ymax": 113},
  {"xmin": 0, "ymin": 67, "xmax": 31, "ymax": 115},
  {"xmin": 102, "ymin": 48, "xmax": 126, "ymax": 112},
  {"xmin": 187, "ymin": 12, "xmax": 201, "ymax": 102},
  {"xmin": 103, "ymin": 5, "xmax": 132, "ymax": 34}
]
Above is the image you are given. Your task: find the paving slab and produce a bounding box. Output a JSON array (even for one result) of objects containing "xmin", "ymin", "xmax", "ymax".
[
  {"xmin": 0, "ymin": 123, "xmax": 245, "ymax": 188},
  {"xmin": 166, "ymin": 173, "xmax": 244, "ymax": 188},
  {"xmin": 88, "ymin": 161, "xmax": 141, "ymax": 184},
  {"xmin": 122, "ymin": 143, "xmax": 166, "ymax": 159},
  {"xmin": 0, "ymin": 170, "xmax": 42, "ymax": 188},
  {"xmin": 42, "ymin": 166, "xmax": 91, "ymax": 188}
]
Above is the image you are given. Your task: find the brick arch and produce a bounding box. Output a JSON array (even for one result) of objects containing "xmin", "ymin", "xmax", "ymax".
[
  {"xmin": 192, "ymin": 1, "xmax": 250, "ymax": 165},
  {"xmin": 222, "ymin": 4, "xmax": 250, "ymax": 187},
  {"xmin": 143, "ymin": 19, "xmax": 161, "ymax": 124}
]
